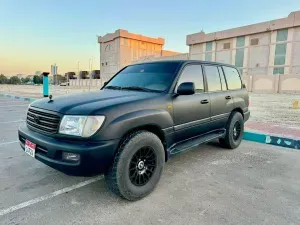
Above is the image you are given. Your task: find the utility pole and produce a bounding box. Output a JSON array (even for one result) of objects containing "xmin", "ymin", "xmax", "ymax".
[
  {"xmin": 89, "ymin": 58, "xmax": 92, "ymax": 91},
  {"xmin": 77, "ymin": 61, "xmax": 80, "ymax": 78}
]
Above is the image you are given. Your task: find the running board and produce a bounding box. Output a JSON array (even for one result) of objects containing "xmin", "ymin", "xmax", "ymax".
[{"xmin": 169, "ymin": 129, "xmax": 226, "ymax": 156}]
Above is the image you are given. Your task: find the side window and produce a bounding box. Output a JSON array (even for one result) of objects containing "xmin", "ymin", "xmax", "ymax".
[
  {"xmin": 176, "ymin": 65, "xmax": 204, "ymax": 93},
  {"xmin": 218, "ymin": 67, "xmax": 227, "ymax": 90},
  {"xmin": 222, "ymin": 66, "xmax": 242, "ymax": 90},
  {"xmin": 204, "ymin": 65, "xmax": 222, "ymax": 92}
]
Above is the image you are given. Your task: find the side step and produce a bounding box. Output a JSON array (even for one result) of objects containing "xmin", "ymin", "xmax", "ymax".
[{"xmin": 169, "ymin": 129, "xmax": 226, "ymax": 156}]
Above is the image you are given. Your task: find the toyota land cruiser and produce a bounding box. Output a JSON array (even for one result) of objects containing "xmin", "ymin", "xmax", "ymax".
[{"xmin": 18, "ymin": 60, "xmax": 250, "ymax": 201}]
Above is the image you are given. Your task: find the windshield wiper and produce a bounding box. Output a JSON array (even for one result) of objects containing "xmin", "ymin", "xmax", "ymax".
[
  {"xmin": 121, "ymin": 86, "xmax": 156, "ymax": 92},
  {"xmin": 105, "ymin": 85, "xmax": 122, "ymax": 90}
]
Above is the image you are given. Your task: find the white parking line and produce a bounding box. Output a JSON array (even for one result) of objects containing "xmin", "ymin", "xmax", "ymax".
[
  {"xmin": 0, "ymin": 141, "xmax": 19, "ymax": 146},
  {"xmin": 0, "ymin": 120, "xmax": 25, "ymax": 124},
  {"xmin": 0, "ymin": 101, "xmax": 24, "ymax": 104},
  {"xmin": 0, "ymin": 175, "xmax": 104, "ymax": 216},
  {"xmin": 0, "ymin": 110, "xmax": 26, "ymax": 114},
  {"xmin": 0, "ymin": 105, "xmax": 28, "ymax": 108}
]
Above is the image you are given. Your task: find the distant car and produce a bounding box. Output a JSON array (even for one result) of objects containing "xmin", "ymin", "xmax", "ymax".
[
  {"xmin": 19, "ymin": 60, "xmax": 250, "ymax": 201},
  {"xmin": 60, "ymin": 82, "xmax": 69, "ymax": 86}
]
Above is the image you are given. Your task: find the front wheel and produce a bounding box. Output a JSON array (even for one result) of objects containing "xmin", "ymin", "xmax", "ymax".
[
  {"xmin": 105, "ymin": 131, "xmax": 165, "ymax": 201},
  {"xmin": 219, "ymin": 111, "xmax": 244, "ymax": 149}
]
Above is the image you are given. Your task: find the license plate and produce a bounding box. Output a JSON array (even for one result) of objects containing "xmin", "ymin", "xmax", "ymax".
[{"xmin": 25, "ymin": 140, "xmax": 36, "ymax": 158}]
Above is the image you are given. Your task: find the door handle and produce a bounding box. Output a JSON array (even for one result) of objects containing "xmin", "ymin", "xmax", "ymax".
[
  {"xmin": 201, "ymin": 99, "xmax": 209, "ymax": 104},
  {"xmin": 225, "ymin": 96, "xmax": 232, "ymax": 100}
]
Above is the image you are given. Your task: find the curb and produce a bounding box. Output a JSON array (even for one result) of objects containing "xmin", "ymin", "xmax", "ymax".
[
  {"xmin": 0, "ymin": 93, "xmax": 299, "ymax": 150},
  {"xmin": 243, "ymin": 131, "xmax": 299, "ymax": 150},
  {"xmin": 0, "ymin": 93, "xmax": 36, "ymax": 103}
]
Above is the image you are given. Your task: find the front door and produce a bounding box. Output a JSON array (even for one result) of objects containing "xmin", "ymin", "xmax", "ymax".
[
  {"xmin": 173, "ymin": 64, "xmax": 211, "ymax": 142},
  {"xmin": 203, "ymin": 65, "xmax": 234, "ymax": 130}
]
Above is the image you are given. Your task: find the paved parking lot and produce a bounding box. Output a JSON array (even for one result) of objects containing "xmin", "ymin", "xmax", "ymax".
[{"xmin": 0, "ymin": 96, "xmax": 299, "ymax": 225}]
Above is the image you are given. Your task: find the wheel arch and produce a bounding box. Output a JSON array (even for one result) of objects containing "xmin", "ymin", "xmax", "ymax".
[
  {"xmin": 231, "ymin": 107, "xmax": 244, "ymax": 118},
  {"xmin": 117, "ymin": 124, "xmax": 168, "ymax": 162}
]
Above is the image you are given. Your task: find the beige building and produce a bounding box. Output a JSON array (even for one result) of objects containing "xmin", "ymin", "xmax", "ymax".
[
  {"xmin": 73, "ymin": 11, "xmax": 300, "ymax": 93},
  {"xmin": 187, "ymin": 10, "xmax": 300, "ymax": 76},
  {"xmin": 98, "ymin": 29, "xmax": 181, "ymax": 81}
]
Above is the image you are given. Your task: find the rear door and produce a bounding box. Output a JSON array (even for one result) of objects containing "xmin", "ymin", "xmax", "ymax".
[
  {"xmin": 172, "ymin": 64, "xmax": 211, "ymax": 142},
  {"xmin": 222, "ymin": 66, "xmax": 249, "ymax": 113},
  {"xmin": 203, "ymin": 64, "xmax": 234, "ymax": 130}
]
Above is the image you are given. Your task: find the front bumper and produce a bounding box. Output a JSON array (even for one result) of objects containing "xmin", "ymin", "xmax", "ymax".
[{"xmin": 18, "ymin": 123, "xmax": 120, "ymax": 176}]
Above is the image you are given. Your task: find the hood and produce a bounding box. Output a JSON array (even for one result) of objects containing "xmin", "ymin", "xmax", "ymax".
[{"xmin": 30, "ymin": 89, "xmax": 161, "ymax": 115}]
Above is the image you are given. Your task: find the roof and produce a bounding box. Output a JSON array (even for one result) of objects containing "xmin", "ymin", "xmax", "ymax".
[
  {"xmin": 186, "ymin": 10, "xmax": 300, "ymax": 45},
  {"xmin": 131, "ymin": 60, "xmax": 237, "ymax": 68},
  {"xmin": 98, "ymin": 29, "xmax": 165, "ymax": 45}
]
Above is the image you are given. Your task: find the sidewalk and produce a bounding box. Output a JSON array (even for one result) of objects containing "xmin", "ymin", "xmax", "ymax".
[{"xmin": 246, "ymin": 121, "xmax": 300, "ymax": 139}]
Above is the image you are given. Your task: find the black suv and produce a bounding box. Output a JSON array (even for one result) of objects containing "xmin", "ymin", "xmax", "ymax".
[{"xmin": 18, "ymin": 60, "xmax": 250, "ymax": 200}]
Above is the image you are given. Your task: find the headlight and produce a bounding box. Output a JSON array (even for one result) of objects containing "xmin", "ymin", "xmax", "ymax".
[{"xmin": 59, "ymin": 115, "xmax": 105, "ymax": 137}]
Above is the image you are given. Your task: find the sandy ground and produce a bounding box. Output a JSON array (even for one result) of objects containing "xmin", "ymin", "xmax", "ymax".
[{"xmin": 1, "ymin": 84, "xmax": 300, "ymax": 128}]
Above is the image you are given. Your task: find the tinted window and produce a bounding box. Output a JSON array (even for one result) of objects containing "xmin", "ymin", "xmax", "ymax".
[
  {"xmin": 222, "ymin": 66, "xmax": 242, "ymax": 90},
  {"xmin": 204, "ymin": 65, "xmax": 222, "ymax": 92},
  {"xmin": 218, "ymin": 67, "xmax": 227, "ymax": 90},
  {"xmin": 106, "ymin": 62, "xmax": 180, "ymax": 92},
  {"xmin": 176, "ymin": 65, "xmax": 204, "ymax": 93}
]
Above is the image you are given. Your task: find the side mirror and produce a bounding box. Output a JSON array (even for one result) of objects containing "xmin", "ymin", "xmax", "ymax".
[
  {"xmin": 103, "ymin": 81, "xmax": 108, "ymax": 86},
  {"xmin": 177, "ymin": 82, "xmax": 195, "ymax": 95}
]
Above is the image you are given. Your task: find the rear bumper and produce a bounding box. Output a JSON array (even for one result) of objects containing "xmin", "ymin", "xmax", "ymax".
[
  {"xmin": 18, "ymin": 123, "xmax": 120, "ymax": 176},
  {"xmin": 244, "ymin": 111, "xmax": 250, "ymax": 122}
]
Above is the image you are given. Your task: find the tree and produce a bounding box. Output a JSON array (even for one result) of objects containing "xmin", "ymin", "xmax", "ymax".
[
  {"xmin": 24, "ymin": 76, "xmax": 31, "ymax": 83},
  {"xmin": 0, "ymin": 74, "xmax": 8, "ymax": 84},
  {"xmin": 9, "ymin": 76, "xmax": 21, "ymax": 85},
  {"xmin": 33, "ymin": 75, "xmax": 42, "ymax": 84}
]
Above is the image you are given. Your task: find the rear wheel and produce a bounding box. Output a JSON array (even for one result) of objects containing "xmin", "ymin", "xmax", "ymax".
[
  {"xmin": 219, "ymin": 111, "xmax": 244, "ymax": 149},
  {"xmin": 105, "ymin": 131, "xmax": 165, "ymax": 201}
]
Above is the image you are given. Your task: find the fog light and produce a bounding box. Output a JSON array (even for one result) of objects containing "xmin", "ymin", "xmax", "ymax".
[{"xmin": 62, "ymin": 152, "xmax": 80, "ymax": 161}]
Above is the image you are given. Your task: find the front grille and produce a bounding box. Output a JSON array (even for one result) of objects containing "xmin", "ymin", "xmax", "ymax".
[{"xmin": 27, "ymin": 107, "xmax": 61, "ymax": 134}]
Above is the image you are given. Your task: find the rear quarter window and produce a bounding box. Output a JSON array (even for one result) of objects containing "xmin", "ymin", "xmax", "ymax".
[{"xmin": 222, "ymin": 66, "xmax": 242, "ymax": 90}]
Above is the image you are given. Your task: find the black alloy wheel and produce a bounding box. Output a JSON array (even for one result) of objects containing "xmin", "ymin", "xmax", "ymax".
[
  {"xmin": 232, "ymin": 121, "xmax": 242, "ymax": 141},
  {"xmin": 129, "ymin": 147, "xmax": 157, "ymax": 186}
]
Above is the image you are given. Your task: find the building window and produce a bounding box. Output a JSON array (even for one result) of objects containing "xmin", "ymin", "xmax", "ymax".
[
  {"xmin": 223, "ymin": 43, "xmax": 231, "ymax": 49},
  {"xmin": 236, "ymin": 36, "xmax": 245, "ymax": 47},
  {"xmin": 273, "ymin": 67, "xmax": 284, "ymax": 75},
  {"xmin": 101, "ymin": 63, "xmax": 104, "ymax": 66},
  {"xmin": 206, "ymin": 42, "xmax": 213, "ymax": 51},
  {"xmin": 106, "ymin": 62, "xmax": 108, "ymax": 66},
  {"xmin": 250, "ymin": 38, "xmax": 259, "ymax": 46},
  {"xmin": 235, "ymin": 49, "xmax": 244, "ymax": 68},
  {"xmin": 276, "ymin": 29, "xmax": 288, "ymax": 42},
  {"xmin": 205, "ymin": 52, "xmax": 212, "ymax": 61},
  {"xmin": 274, "ymin": 43, "xmax": 286, "ymax": 65}
]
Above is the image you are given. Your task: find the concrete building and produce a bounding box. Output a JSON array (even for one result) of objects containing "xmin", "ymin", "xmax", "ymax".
[
  {"xmin": 98, "ymin": 29, "xmax": 180, "ymax": 81},
  {"xmin": 187, "ymin": 10, "xmax": 300, "ymax": 76}
]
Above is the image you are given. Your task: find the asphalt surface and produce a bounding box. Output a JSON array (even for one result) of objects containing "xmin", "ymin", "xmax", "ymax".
[{"xmin": 0, "ymin": 96, "xmax": 299, "ymax": 225}]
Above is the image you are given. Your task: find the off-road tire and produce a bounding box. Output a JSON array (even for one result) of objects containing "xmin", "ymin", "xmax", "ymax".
[
  {"xmin": 219, "ymin": 111, "xmax": 244, "ymax": 149},
  {"xmin": 105, "ymin": 130, "xmax": 165, "ymax": 201}
]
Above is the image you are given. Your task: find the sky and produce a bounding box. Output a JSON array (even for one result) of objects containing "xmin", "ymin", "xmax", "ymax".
[{"xmin": 0, "ymin": 0, "xmax": 299, "ymax": 76}]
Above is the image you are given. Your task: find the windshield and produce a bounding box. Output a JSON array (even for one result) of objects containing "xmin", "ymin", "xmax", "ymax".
[{"xmin": 105, "ymin": 62, "xmax": 180, "ymax": 92}]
